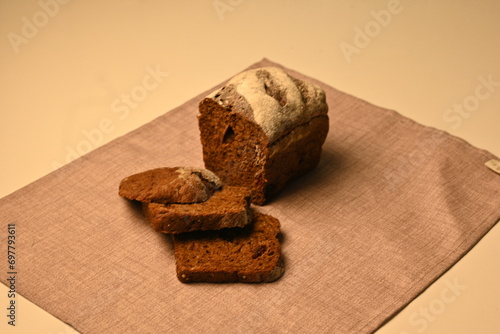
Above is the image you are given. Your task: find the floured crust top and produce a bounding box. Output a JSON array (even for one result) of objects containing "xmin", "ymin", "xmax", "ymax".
[{"xmin": 206, "ymin": 66, "xmax": 328, "ymax": 143}]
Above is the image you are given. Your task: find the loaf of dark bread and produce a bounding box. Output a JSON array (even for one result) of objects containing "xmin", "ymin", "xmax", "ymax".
[
  {"xmin": 142, "ymin": 186, "xmax": 252, "ymax": 234},
  {"xmin": 172, "ymin": 210, "xmax": 284, "ymax": 283},
  {"xmin": 198, "ymin": 66, "xmax": 329, "ymax": 205},
  {"xmin": 119, "ymin": 167, "xmax": 222, "ymax": 204}
]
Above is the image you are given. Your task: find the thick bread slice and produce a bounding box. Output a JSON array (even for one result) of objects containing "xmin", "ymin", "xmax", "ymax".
[
  {"xmin": 143, "ymin": 186, "xmax": 252, "ymax": 234},
  {"xmin": 119, "ymin": 167, "xmax": 222, "ymax": 204},
  {"xmin": 172, "ymin": 211, "xmax": 284, "ymax": 283}
]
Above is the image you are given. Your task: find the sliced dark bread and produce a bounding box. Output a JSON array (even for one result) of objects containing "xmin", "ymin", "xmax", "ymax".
[
  {"xmin": 172, "ymin": 211, "xmax": 284, "ymax": 283},
  {"xmin": 119, "ymin": 167, "xmax": 222, "ymax": 204},
  {"xmin": 143, "ymin": 186, "xmax": 252, "ymax": 234}
]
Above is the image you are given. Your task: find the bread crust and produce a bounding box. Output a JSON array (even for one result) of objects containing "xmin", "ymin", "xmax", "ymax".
[{"xmin": 119, "ymin": 167, "xmax": 222, "ymax": 204}]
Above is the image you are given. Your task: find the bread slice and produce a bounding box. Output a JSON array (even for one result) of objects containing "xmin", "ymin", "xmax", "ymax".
[
  {"xmin": 119, "ymin": 167, "xmax": 222, "ymax": 204},
  {"xmin": 172, "ymin": 211, "xmax": 284, "ymax": 283},
  {"xmin": 198, "ymin": 66, "xmax": 329, "ymax": 205},
  {"xmin": 143, "ymin": 186, "xmax": 252, "ymax": 234}
]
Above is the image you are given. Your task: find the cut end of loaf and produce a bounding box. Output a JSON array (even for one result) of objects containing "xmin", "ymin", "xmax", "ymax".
[{"xmin": 199, "ymin": 98, "xmax": 270, "ymax": 205}]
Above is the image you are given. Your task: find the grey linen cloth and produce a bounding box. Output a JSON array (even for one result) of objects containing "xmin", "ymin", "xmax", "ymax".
[{"xmin": 1, "ymin": 58, "xmax": 499, "ymax": 333}]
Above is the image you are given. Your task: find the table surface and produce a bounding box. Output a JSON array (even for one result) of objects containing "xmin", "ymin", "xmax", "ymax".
[{"xmin": 1, "ymin": 1, "xmax": 499, "ymax": 333}]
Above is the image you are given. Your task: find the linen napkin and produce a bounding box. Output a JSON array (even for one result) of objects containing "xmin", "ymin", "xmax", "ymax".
[{"xmin": 1, "ymin": 58, "xmax": 499, "ymax": 334}]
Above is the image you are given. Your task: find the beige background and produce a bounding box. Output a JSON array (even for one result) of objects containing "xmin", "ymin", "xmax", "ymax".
[{"xmin": 0, "ymin": 1, "xmax": 499, "ymax": 333}]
